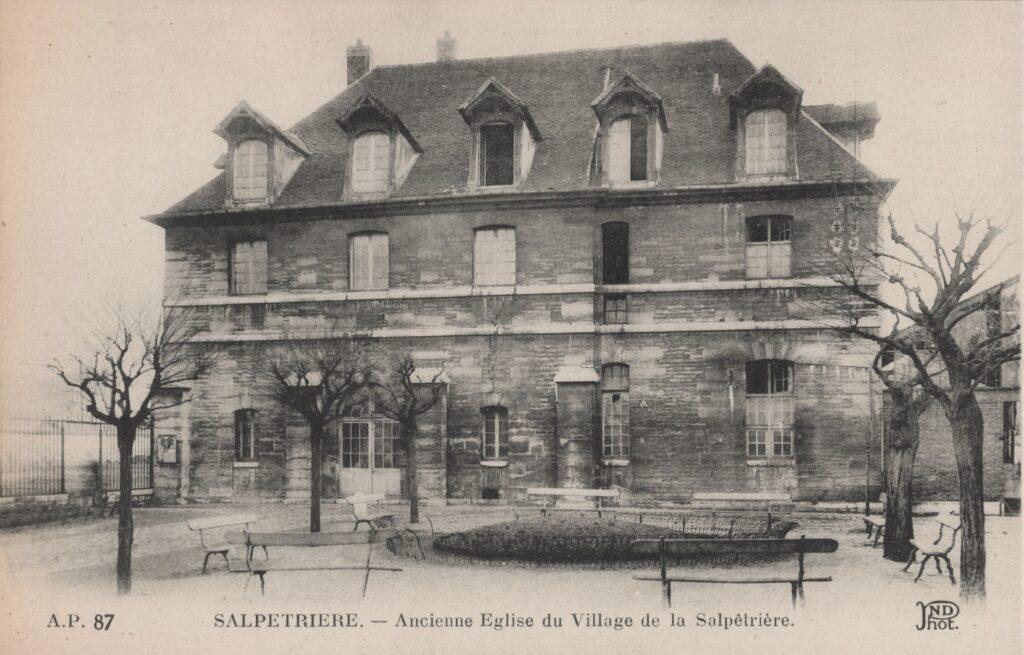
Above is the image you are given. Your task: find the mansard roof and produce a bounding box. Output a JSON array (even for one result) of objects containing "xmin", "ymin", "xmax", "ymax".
[{"xmin": 164, "ymin": 39, "xmax": 883, "ymax": 216}]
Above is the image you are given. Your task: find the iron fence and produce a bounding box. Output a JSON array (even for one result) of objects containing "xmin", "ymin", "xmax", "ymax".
[{"xmin": 0, "ymin": 416, "xmax": 153, "ymax": 497}]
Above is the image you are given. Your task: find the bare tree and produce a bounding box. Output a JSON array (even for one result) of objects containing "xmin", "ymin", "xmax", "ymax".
[
  {"xmin": 827, "ymin": 213, "xmax": 1020, "ymax": 600},
  {"xmin": 264, "ymin": 338, "xmax": 372, "ymax": 532},
  {"xmin": 369, "ymin": 356, "xmax": 446, "ymax": 525},
  {"xmin": 50, "ymin": 306, "xmax": 214, "ymax": 594}
]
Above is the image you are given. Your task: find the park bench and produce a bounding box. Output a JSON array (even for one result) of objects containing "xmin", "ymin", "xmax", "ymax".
[
  {"xmin": 632, "ymin": 535, "xmax": 839, "ymax": 608},
  {"xmin": 225, "ymin": 529, "xmax": 402, "ymax": 596},
  {"xmin": 862, "ymin": 515, "xmax": 886, "ymax": 547},
  {"xmin": 186, "ymin": 514, "xmax": 264, "ymax": 574},
  {"xmin": 344, "ymin": 493, "xmax": 396, "ymax": 531},
  {"xmin": 522, "ymin": 487, "xmax": 620, "ymax": 518},
  {"xmin": 902, "ymin": 519, "xmax": 960, "ymax": 585}
]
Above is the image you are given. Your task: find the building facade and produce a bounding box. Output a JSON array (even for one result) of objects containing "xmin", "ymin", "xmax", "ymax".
[{"xmin": 148, "ymin": 37, "xmax": 893, "ymax": 505}]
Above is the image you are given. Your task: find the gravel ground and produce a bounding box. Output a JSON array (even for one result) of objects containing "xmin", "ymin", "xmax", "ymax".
[{"xmin": 0, "ymin": 503, "xmax": 1019, "ymax": 655}]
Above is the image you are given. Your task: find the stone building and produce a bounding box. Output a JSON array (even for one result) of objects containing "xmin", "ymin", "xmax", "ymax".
[{"xmin": 147, "ymin": 37, "xmax": 893, "ymax": 505}]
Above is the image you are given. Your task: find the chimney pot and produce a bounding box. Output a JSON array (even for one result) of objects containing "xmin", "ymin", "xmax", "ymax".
[
  {"xmin": 436, "ymin": 31, "xmax": 457, "ymax": 62},
  {"xmin": 347, "ymin": 39, "xmax": 372, "ymax": 85}
]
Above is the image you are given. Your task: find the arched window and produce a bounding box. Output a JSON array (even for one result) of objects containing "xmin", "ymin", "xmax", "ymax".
[
  {"xmin": 233, "ymin": 140, "xmax": 268, "ymax": 201},
  {"xmin": 479, "ymin": 122, "xmax": 515, "ymax": 187},
  {"xmin": 745, "ymin": 215, "xmax": 791, "ymax": 279},
  {"xmin": 601, "ymin": 364, "xmax": 630, "ymax": 459},
  {"xmin": 744, "ymin": 109, "xmax": 787, "ymax": 175},
  {"xmin": 481, "ymin": 406, "xmax": 509, "ymax": 460},
  {"xmin": 351, "ymin": 131, "xmax": 390, "ymax": 193},
  {"xmin": 607, "ymin": 115, "xmax": 648, "ymax": 183},
  {"xmin": 745, "ymin": 360, "xmax": 794, "ymax": 458}
]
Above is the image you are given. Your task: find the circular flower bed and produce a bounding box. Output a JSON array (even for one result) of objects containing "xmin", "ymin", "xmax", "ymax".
[{"xmin": 431, "ymin": 514, "xmax": 796, "ymax": 564}]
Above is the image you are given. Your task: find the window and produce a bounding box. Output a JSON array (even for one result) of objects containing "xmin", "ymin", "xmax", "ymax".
[
  {"xmin": 351, "ymin": 131, "xmax": 390, "ymax": 194},
  {"xmin": 607, "ymin": 116, "xmax": 648, "ymax": 183},
  {"xmin": 482, "ymin": 406, "xmax": 509, "ymax": 460},
  {"xmin": 745, "ymin": 360, "xmax": 794, "ymax": 458},
  {"xmin": 233, "ymin": 140, "xmax": 269, "ymax": 202},
  {"xmin": 601, "ymin": 221, "xmax": 629, "ymax": 284},
  {"xmin": 602, "ymin": 364, "xmax": 630, "ymax": 459},
  {"xmin": 474, "ymin": 227, "xmax": 516, "ymax": 286},
  {"xmin": 340, "ymin": 408, "xmax": 400, "ymax": 470},
  {"xmin": 1004, "ymin": 401, "xmax": 1019, "ymax": 465},
  {"xmin": 744, "ymin": 109, "xmax": 787, "ymax": 175},
  {"xmin": 604, "ymin": 295, "xmax": 628, "ymax": 324},
  {"xmin": 480, "ymin": 123, "xmax": 514, "ymax": 187},
  {"xmin": 234, "ymin": 409, "xmax": 256, "ymax": 461},
  {"xmin": 746, "ymin": 215, "xmax": 792, "ymax": 279},
  {"xmin": 230, "ymin": 240, "xmax": 268, "ymax": 295},
  {"xmin": 349, "ymin": 233, "xmax": 389, "ymax": 291}
]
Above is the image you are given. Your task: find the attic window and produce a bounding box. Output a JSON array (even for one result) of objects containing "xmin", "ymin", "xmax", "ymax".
[
  {"xmin": 351, "ymin": 131, "xmax": 390, "ymax": 194},
  {"xmin": 607, "ymin": 116, "xmax": 648, "ymax": 183},
  {"xmin": 480, "ymin": 123, "xmax": 515, "ymax": 187},
  {"xmin": 745, "ymin": 109, "xmax": 787, "ymax": 175},
  {"xmin": 233, "ymin": 140, "xmax": 269, "ymax": 202}
]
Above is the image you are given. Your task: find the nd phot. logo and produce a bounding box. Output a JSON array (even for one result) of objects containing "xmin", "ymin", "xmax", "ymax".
[{"xmin": 915, "ymin": 601, "xmax": 959, "ymax": 631}]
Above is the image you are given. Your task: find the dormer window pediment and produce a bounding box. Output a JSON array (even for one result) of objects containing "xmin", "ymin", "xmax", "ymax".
[
  {"xmin": 336, "ymin": 92, "xmax": 423, "ymax": 198},
  {"xmin": 459, "ymin": 79, "xmax": 541, "ymax": 190},
  {"xmin": 729, "ymin": 65, "xmax": 803, "ymax": 182},
  {"xmin": 590, "ymin": 71, "xmax": 667, "ymax": 187},
  {"xmin": 214, "ymin": 101, "xmax": 310, "ymax": 208}
]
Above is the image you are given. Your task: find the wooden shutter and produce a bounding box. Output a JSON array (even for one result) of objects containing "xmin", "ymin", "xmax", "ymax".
[
  {"xmin": 350, "ymin": 235, "xmax": 370, "ymax": 290},
  {"xmin": 370, "ymin": 233, "xmax": 389, "ymax": 290},
  {"xmin": 607, "ymin": 119, "xmax": 630, "ymax": 183}
]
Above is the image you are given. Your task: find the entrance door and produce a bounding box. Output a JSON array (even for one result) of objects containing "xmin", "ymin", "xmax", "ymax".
[{"xmin": 338, "ymin": 417, "xmax": 402, "ymax": 497}]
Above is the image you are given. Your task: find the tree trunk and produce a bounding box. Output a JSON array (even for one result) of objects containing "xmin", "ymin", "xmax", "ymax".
[
  {"xmin": 309, "ymin": 423, "xmax": 324, "ymax": 533},
  {"xmin": 948, "ymin": 395, "xmax": 986, "ymax": 601},
  {"xmin": 115, "ymin": 422, "xmax": 137, "ymax": 595},
  {"xmin": 403, "ymin": 421, "xmax": 419, "ymax": 525},
  {"xmin": 882, "ymin": 397, "xmax": 920, "ymax": 561}
]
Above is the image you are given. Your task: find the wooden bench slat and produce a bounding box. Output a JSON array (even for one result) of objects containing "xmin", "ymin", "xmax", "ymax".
[
  {"xmin": 245, "ymin": 529, "xmax": 400, "ymax": 547},
  {"xmin": 187, "ymin": 514, "xmax": 260, "ymax": 531},
  {"xmin": 631, "ymin": 538, "xmax": 839, "ymax": 555},
  {"xmin": 250, "ymin": 564, "xmax": 403, "ymax": 573},
  {"xmin": 635, "ymin": 576, "xmax": 833, "ymax": 584}
]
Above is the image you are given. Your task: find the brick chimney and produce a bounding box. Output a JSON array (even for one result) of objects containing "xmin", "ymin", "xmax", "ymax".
[
  {"xmin": 436, "ymin": 31, "xmax": 457, "ymax": 62},
  {"xmin": 347, "ymin": 39, "xmax": 371, "ymax": 85}
]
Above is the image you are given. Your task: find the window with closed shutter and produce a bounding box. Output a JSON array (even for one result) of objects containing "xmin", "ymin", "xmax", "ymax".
[
  {"xmin": 744, "ymin": 109, "xmax": 787, "ymax": 175},
  {"xmin": 473, "ymin": 227, "xmax": 516, "ymax": 286},
  {"xmin": 351, "ymin": 132, "xmax": 390, "ymax": 194},
  {"xmin": 349, "ymin": 233, "xmax": 389, "ymax": 291},
  {"xmin": 230, "ymin": 241, "xmax": 268, "ymax": 295},
  {"xmin": 233, "ymin": 140, "xmax": 269, "ymax": 202}
]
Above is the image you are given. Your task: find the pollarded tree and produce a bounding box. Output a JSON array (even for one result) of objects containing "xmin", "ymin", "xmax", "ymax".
[
  {"xmin": 51, "ymin": 305, "xmax": 214, "ymax": 594},
  {"xmin": 264, "ymin": 338, "xmax": 373, "ymax": 533},
  {"xmin": 829, "ymin": 213, "xmax": 1020, "ymax": 600},
  {"xmin": 369, "ymin": 356, "xmax": 446, "ymax": 525}
]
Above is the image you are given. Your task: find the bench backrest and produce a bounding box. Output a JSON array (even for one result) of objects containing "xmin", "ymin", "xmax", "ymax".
[
  {"xmin": 526, "ymin": 487, "xmax": 620, "ymax": 498},
  {"xmin": 230, "ymin": 529, "xmax": 399, "ymax": 548},
  {"xmin": 344, "ymin": 493, "xmax": 386, "ymax": 519},
  {"xmin": 632, "ymin": 537, "xmax": 839, "ymax": 556},
  {"xmin": 187, "ymin": 514, "xmax": 260, "ymax": 531}
]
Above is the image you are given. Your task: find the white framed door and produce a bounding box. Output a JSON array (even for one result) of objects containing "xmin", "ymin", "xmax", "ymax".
[{"xmin": 338, "ymin": 417, "xmax": 402, "ymax": 497}]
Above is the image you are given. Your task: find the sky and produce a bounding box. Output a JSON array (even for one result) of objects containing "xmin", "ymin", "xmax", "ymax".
[{"xmin": 0, "ymin": 0, "xmax": 1021, "ymax": 414}]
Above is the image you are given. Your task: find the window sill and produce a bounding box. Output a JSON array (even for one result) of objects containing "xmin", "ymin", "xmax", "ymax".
[
  {"xmin": 607, "ymin": 180, "xmax": 657, "ymax": 189},
  {"xmin": 602, "ymin": 458, "xmax": 630, "ymax": 467},
  {"xmin": 480, "ymin": 459, "xmax": 509, "ymax": 468},
  {"xmin": 745, "ymin": 459, "xmax": 794, "ymax": 467},
  {"xmin": 233, "ymin": 461, "xmax": 259, "ymax": 468}
]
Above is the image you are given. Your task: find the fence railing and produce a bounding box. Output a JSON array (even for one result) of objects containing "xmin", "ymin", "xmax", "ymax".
[{"xmin": 0, "ymin": 416, "xmax": 153, "ymax": 497}]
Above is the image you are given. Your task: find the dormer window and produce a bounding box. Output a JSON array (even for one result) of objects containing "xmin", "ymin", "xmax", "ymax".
[
  {"xmin": 480, "ymin": 123, "xmax": 515, "ymax": 187},
  {"xmin": 607, "ymin": 115, "xmax": 648, "ymax": 183},
  {"xmin": 460, "ymin": 79, "xmax": 541, "ymax": 190},
  {"xmin": 337, "ymin": 91, "xmax": 423, "ymax": 199},
  {"xmin": 591, "ymin": 71, "xmax": 667, "ymax": 187},
  {"xmin": 233, "ymin": 139, "xmax": 269, "ymax": 202},
  {"xmin": 214, "ymin": 101, "xmax": 311, "ymax": 208},
  {"xmin": 729, "ymin": 65, "xmax": 803, "ymax": 182},
  {"xmin": 351, "ymin": 131, "xmax": 390, "ymax": 194},
  {"xmin": 744, "ymin": 109, "xmax": 787, "ymax": 175}
]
